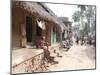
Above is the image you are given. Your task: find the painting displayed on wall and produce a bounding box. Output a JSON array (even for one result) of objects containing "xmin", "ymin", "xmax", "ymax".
[{"xmin": 11, "ymin": 0, "xmax": 96, "ymax": 74}]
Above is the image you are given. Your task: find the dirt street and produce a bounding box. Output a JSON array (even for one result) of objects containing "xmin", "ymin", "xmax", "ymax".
[{"xmin": 48, "ymin": 45, "xmax": 96, "ymax": 71}]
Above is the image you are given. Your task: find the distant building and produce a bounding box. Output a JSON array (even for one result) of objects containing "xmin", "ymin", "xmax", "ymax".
[
  {"xmin": 72, "ymin": 24, "xmax": 80, "ymax": 38},
  {"xmin": 59, "ymin": 17, "xmax": 72, "ymax": 41}
]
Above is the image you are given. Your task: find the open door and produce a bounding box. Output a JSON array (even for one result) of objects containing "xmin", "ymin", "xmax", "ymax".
[{"xmin": 26, "ymin": 16, "xmax": 33, "ymax": 45}]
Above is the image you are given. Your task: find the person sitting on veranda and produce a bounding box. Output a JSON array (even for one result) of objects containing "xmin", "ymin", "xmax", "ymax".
[{"xmin": 36, "ymin": 36, "xmax": 58, "ymax": 63}]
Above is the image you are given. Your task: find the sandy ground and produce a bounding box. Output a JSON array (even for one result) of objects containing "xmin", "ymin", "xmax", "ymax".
[
  {"xmin": 12, "ymin": 45, "xmax": 96, "ymax": 73},
  {"xmin": 48, "ymin": 45, "xmax": 96, "ymax": 71}
]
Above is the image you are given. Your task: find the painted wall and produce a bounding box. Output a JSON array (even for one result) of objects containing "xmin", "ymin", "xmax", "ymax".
[{"xmin": 12, "ymin": 7, "xmax": 25, "ymax": 49}]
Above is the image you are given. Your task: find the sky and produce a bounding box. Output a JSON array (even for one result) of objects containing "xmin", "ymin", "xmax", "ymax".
[{"xmin": 45, "ymin": 3, "xmax": 78, "ymax": 22}]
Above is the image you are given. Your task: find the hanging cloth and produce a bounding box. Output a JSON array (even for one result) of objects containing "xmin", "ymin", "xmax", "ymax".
[
  {"xmin": 21, "ymin": 24, "xmax": 26, "ymax": 36},
  {"xmin": 36, "ymin": 20, "xmax": 46, "ymax": 30}
]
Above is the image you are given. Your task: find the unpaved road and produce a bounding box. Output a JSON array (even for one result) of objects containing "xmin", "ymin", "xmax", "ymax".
[{"xmin": 48, "ymin": 45, "xmax": 96, "ymax": 71}]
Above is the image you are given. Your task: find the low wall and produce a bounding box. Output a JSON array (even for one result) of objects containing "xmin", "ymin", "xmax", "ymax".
[{"xmin": 12, "ymin": 48, "xmax": 46, "ymax": 74}]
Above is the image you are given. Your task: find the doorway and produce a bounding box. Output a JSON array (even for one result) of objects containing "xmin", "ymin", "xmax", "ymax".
[{"xmin": 26, "ymin": 16, "xmax": 33, "ymax": 43}]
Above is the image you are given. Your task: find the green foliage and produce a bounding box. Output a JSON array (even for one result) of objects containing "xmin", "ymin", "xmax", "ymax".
[
  {"xmin": 72, "ymin": 11, "xmax": 80, "ymax": 22},
  {"xmin": 72, "ymin": 5, "xmax": 96, "ymax": 37}
]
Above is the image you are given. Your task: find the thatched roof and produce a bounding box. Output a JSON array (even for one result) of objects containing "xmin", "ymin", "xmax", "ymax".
[
  {"xmin": 59, "ymin": 17, "xmax": 72, "ymax": 24},
  {"xmin": 59, "ymin": 17, "xmax": 72, "ymax": 30},
  {"xmin": 12, "ymin": 1, "xmax": 67, "ymax": 33},
  {"xmin": 12, "ymin": 1, "xmax": 52, "ymax": 21},
  {"xmin": 40, "ymin": 3, "xmax": 67, "ymax": 31}
]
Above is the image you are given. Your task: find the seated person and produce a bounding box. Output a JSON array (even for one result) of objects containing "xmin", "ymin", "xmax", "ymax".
[
  {"xmin": 36, "ymin": 36, "xmax": 58, "ymax": 63},
  {"xmin": 37, "ymin": 36, "xmax": 48, "ymax": 49}
]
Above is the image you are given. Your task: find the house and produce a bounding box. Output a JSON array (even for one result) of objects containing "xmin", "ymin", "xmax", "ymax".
[
  {"xmin": 12, "ymin": 1, "xmax": 66, "ymax": 49},
  {"xmin": 12, "ymin": 1, "xmax": 66, "ymax": 73},
  {"xmin": 38, "ymin": 3, "xmax": 67, "ymax": 46},
  {"xmin": 59, "ymin": 17, "xmax": 72, "ymax": 41}
]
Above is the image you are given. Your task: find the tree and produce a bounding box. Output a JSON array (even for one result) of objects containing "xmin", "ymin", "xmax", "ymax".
[
  {"xmin": 85, "ymin": 6, "xmax": 96, "ymax": 35},
  {"xmin": 72, "ymin": 5, "xmax": 96, "ymax": 37},
  {"xmin": 72, "ymin": 5, "xmax": 86, "ymax": 37},
  {"xmin": 72, "ymin": 11, "xmax": 80, "ymax": 23}
]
